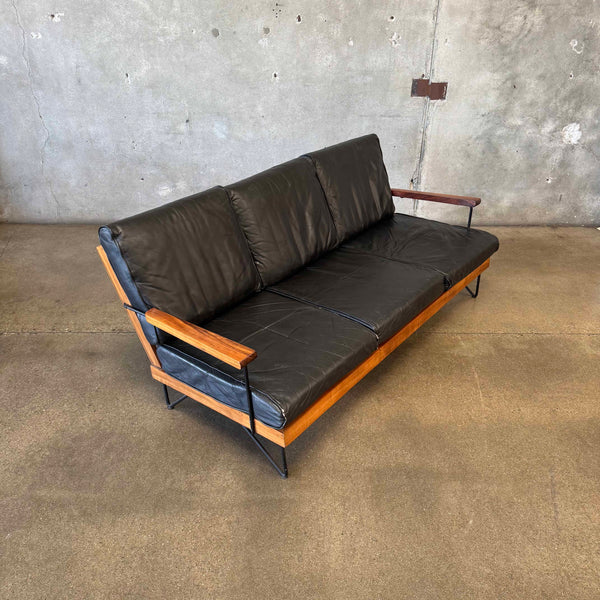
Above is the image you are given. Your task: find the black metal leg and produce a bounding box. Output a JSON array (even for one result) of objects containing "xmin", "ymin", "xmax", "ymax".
[
  {"xmin": 242, "ymin": 365, "xmax": 288, "ymax": 477},
  {"xmin": 467, "ymin": 207, "xmax": 473, "ymax": 231},
  {"xmin": 465, "ymin": 274, "xmax": 481, "ymax": 298},
  {"xmin": 243, "ymin": 366, "xmax": 255, "ymax": 434},
  {"xmin": 160, "ymin": 371, "xmax": 288, "ymax": 477},
  {"xmin": 280, "ymin": 445, "xmax": 288, "ymax": 475},
  {"xmin": 242, "ymin": 427, "xmax": 288, "ymax": 478},
  {"xmin": 162, "ymin": 384, "xmax": 188, "ymax": 410}
]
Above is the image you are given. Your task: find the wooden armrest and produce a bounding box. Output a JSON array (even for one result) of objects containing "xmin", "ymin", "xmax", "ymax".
[
  {"xmin": 391, "ymin": 188, "xmax": 481, "ymax": 208},
  {"xmin": 145, "ymin": 308, "xmax": 257, "ymax": 369}
]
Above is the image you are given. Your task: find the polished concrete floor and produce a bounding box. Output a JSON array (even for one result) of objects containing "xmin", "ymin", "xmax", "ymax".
[{"xmin": 1, "ymin": 225, "xmax": 599, "ymax": 599}]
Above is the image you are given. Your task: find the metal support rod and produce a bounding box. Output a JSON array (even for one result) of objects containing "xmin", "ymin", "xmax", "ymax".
[
  {"xmin": 242, "ymin": 427, "xmax": 288, "ymax": 478},
  {"xmin": 124, "ymin": 303, "xmax": 160, "ymax": 341},
  {"xmin": 123, "ymin": 303, "xmax": 145, "ymax": 317},
  {"xmin": 465, "ymin": 274, "xmax": 481, "ymax": 298},
  {"xmin": 280, "ymin": 445, "xmax": 288, "ymax": 475},
  {"xmin": 467, "ymin": 207, "xmax": 473, "ymax": 231},
  {"xmin": 160, "ymin": 369, "xmax": 287, "ymax": 477},
  {"xmin": 242, "ymin": 365, "xmax": 287, "ymax": 477},
  {"xmin": 162, "ymin": 384, "xmax": 188, "ymax": 410},
  {"xmin": 244, "ymin": 366, "xmax": 256, "ymax": 434}
]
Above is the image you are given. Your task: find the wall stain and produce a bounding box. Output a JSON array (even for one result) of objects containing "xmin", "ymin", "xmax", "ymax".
[
  {"xmin": 569, "ymin": 39, "xmax": 584, "ymax": 54},
  {"xmin": 561, "ymin": 122, "xmax": 582, "ymax": 144}
]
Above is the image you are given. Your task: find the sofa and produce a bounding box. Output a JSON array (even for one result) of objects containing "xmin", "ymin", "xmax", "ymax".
[{"xmin": 97, "ymin": 134, "xmax": 499, "ymax": 477}]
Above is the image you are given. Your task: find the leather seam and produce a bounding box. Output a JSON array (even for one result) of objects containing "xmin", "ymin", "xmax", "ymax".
[
  {"xmin": 301, "ymin": 153, "xmax": 342, "ymax": 248},
  {"xmin": 376, "ymin": 135, "xmax": 395, "ymax": 220},
  {"xmin": 339, "ymin": 245, "xmax": 453, "ymax": 288},
  {"xmin": 220, "ymin": 185, "xmax": 265, "ymax": 292},
  {"xmin": 265, "ymin": 286, "xmax": 381, "ymax": 343}
]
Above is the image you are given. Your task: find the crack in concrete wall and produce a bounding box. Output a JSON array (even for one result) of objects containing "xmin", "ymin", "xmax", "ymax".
[
  {"xmin": 410, "ymin": 0, "xmax": 442, "ymax": 215},
  {"xmin": 10, "ymin": 0, "xmax": 60, "ymax": 218}
]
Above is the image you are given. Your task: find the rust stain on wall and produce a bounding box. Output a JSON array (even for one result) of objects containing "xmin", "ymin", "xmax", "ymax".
[{"xmin": 411, "ymin": 77, "xmax": 447, "ymax": 100}]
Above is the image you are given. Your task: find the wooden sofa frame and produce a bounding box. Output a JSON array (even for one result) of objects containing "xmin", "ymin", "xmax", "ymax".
[{"xmin": 98, "ymin": 188, "xmax": 488, "ymax": 477}]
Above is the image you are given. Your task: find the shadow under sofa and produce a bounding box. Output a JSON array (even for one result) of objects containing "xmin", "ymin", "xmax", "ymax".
[{"xmin": 98, "ymin": 134, "xmax": 499, "ymax": 478}]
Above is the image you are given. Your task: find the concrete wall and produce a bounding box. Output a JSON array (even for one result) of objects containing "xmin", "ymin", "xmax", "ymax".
[{"xmin": 1, "ymin": 0, "xmax": 598, "ymax": 224}]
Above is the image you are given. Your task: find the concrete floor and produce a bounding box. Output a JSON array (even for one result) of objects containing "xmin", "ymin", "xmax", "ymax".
[{"xmin": 1, "ymin": 225, "xmax": 599, "ymax": 599}]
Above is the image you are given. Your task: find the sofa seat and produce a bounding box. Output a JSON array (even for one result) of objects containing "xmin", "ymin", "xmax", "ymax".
[
  {"xmin": 156, "ymin": 291, "xmax": 377, "ymax": 429},
  {"xmin": 342, "ymin": 213, "xmax": 499, "ymax": 286},
  {"xmin": 267, "ymin": 249, "xmax": 446, "ymax": 344}
]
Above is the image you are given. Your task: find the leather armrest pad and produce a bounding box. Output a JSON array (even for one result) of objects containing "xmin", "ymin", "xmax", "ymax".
[
  {"xmin": 145, "ymin": 308, "xmax": 257, "ymax": 369},
  {"xmin": 391, "ymin": 188, "xmax": 481, "ymax": 208}
]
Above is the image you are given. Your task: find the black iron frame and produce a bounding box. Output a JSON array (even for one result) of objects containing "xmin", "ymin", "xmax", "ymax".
[
  {"xmin": 160, "ymin": 367, "xmax": 288, "ymax": 478},
  {"xmin": 464, "ymin": 207, "xmax": 481, "ymax": 297},
  {"xmin": 162, "ymin": 385, "xmax": 188, "ymax": 409},
  {"xmin": 240, "ymin": 366, "xmax": 288, "ymax": 478},
  {"xmin": 465, "ymin": 274, "xmax": 481, "ymax": 298}
]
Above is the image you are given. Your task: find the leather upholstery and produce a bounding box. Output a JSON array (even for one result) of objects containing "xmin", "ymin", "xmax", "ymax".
[
  {"xmin": 268, "ymin": 248, "xmax": 446, "ymax": 344},
  {"xmin": 343, "ymin": 213, "xmax": 500, "ymax": 286},
  {"xmin": 99, "ymin": 187, "xmax": 261, "ymax": 340},
  {"xmin": 98, "ymin": 225, "xmax": 159, "ymax": 345},
  {"xmin": 98, "ymin": 135, "xmax": 500, "ymax": 432},
  {"xmin": 227, "ymin": 157, "xmax": 337, "ymax": 286},
  {"xmin": 305, "ymin": 134, "xmax": 394, "ymax": 242},
  {"xmin": 157, "ymin": 291, "xmax": 377, "ymax": 429}
]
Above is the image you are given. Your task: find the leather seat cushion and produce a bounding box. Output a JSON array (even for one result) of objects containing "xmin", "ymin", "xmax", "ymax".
[
  {"xmin": 227, "ymin": 157, "xmax": 337, "ymax": 286},
  {"xmin": 305, "ymin": 134, "xmax": 394, "ymax": 242},
  {"xmin": 156, "ymin": 291, "xmax": 377, "ymax": 429},
  {"xmin": 99, "ymin": 187, "xmax": 261, "ymax": 334},
  {"xmin": 268, "ymin": 249, "xmax": 446, "ymax": 344},
  {"xmin": 343, "ymin": 213, "xmax": 500, "ymax": 286}
]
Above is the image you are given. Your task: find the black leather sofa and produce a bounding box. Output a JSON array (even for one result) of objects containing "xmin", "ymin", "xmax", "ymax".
[{"xmin": 98, "ymin": 134, "xmax": 499, "ymax": 477}]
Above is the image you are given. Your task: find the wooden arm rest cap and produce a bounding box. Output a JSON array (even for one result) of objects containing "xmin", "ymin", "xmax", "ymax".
[
  {"xmin": 145, "ymin": 308, "xmax": 257, "ymax": 369},
  {"xmin": 391, "ymin": 188, "xmax": 481, "ymax": 208}
]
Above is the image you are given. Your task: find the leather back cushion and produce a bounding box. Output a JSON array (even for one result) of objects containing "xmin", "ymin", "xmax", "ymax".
[
  {"xmin": 305, "ymin": 133, "xmax": 394, "ymax": 242},
  {"xmin": 227, "ymin": 157, "xmax": 337, "ymax": 286},
  {"xmin": 99, "ymin": 187, "xmax": 260, "ymax": 324}
]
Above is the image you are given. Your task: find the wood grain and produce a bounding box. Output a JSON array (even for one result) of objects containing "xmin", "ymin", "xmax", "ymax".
[
  {"xmin": 96, "ymin": 245, "xmax": 161, "ymax": 367},
  {"xmin": 392, "ymin": 188, "xmax": 481, "ymax": 207},
  {"xmin": 145, "ymin": 308, "xmax": 257, "ymax": 370}
]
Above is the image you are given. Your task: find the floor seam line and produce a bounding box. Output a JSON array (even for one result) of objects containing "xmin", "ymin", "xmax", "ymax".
[
  {"xmin": 422, "ymin": 332, "xmax": 600, "ymax": 336},
  {"xmin": 1, "ymin": 330, "xmax": 135, "ymax": 334},
  {"xmin": 2, "ymin": 331, "xmax": 599, "ymax": 336}
]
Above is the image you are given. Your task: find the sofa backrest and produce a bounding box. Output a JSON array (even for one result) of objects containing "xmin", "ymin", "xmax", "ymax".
[
  {"xmin": 305, "ymin": 133, "xmax": 394, "ymax": 242},
  {"xmin": 226, "ymin": 157, "xmax": 337, "ymax": 286},
  {"xmin": 99, "ymin": 187, "xmax": 261, "ymax": 341}
]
